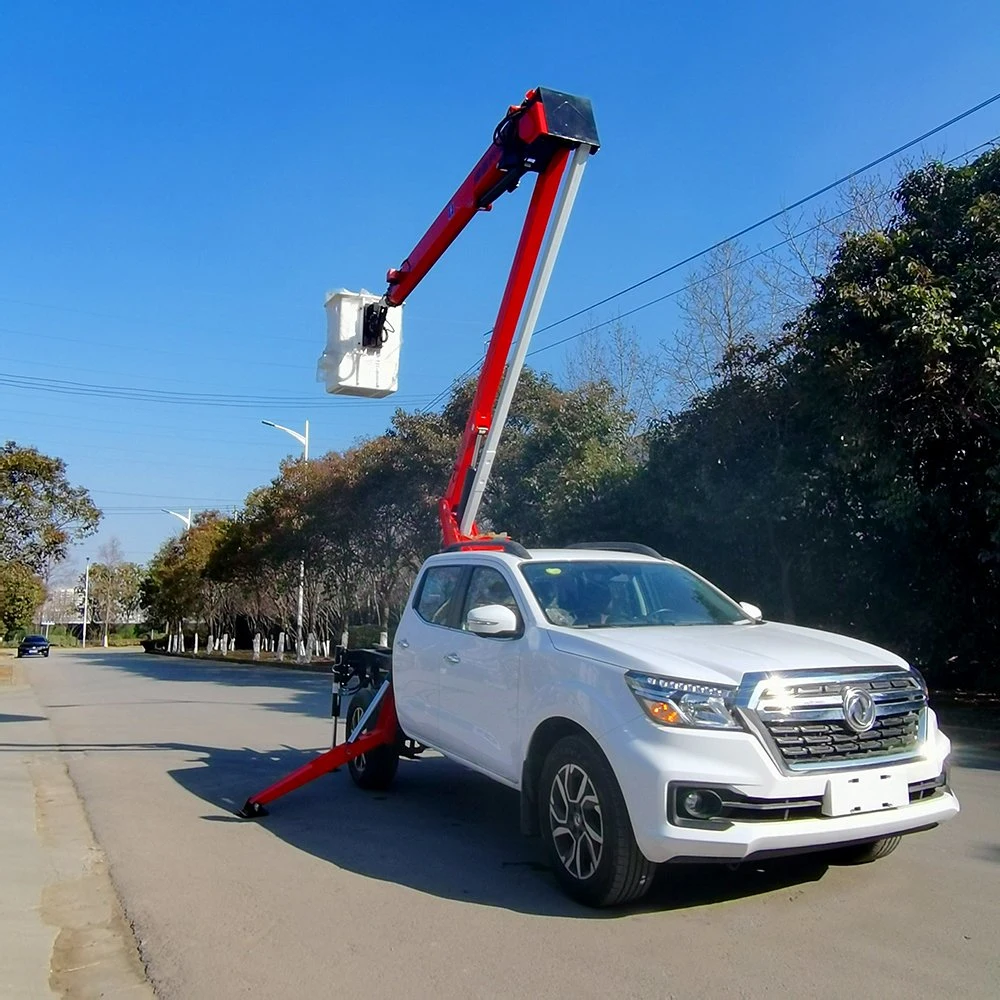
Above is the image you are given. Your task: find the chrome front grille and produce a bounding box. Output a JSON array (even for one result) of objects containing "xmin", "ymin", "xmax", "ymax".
[{"xmin": 738, "ymin": 668, "xmax": 927, "ymax": 772}]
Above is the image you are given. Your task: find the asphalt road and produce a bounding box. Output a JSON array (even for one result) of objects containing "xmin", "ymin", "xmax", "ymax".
[{"xmin": 18, "ymin": 650, "xmax": 1000, "ymax": 999}]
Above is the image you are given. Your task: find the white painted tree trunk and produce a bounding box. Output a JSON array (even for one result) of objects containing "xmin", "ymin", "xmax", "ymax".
[
  {"xmin": 253, "ymin": 633, "xmax": 261, "ymax": 660},
  {"xmin": 193, "ymin": 633, "xmax": 199, "ymax": 655},
  {"xmin": 222, "ymin": 633, "xmax": 229, "ymax": 656},
  {"xmin": 277, "ymin": 632, "xmax": 286, "ymax": 662}
]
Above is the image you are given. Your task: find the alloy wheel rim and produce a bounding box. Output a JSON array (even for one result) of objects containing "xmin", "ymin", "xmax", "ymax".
[{"xmin": 549, "ymin": 762, "xmax": 603, "ymax": 880}]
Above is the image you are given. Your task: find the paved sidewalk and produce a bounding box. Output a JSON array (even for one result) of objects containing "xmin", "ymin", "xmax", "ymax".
[{"xmin": 0, "ymin": 659, "xmax": 154, "ymax": 999}]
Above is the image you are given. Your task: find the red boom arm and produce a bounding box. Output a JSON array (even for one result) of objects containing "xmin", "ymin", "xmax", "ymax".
[{"xmin": 365, "ymin": 87, "xmax": 600, "ymax": 546}]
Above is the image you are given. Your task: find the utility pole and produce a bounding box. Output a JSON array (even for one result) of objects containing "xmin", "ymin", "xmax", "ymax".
[
  {"xmin": 261, "ymin": 419, "xmax": 309, "ymax": 662},
  {"xmin": 81, "ymin": 558, "xmax": 90, "ymax": 649}
]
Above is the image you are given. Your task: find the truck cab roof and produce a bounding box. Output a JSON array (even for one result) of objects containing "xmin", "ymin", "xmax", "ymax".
[{"xmin": 428, "ymin": 542, "xmax": 673, "ymax": 566}]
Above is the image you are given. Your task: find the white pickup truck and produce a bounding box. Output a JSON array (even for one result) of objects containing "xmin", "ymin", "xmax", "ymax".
[{"xmin": 345, "ymin": 542, "xmax": 959, "ymax": 907}]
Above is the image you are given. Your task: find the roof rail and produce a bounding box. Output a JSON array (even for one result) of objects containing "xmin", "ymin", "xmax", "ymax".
[
  {"xmin": 565, "ymin": 541, "xmax": 664, "ymax": 559},
  {"xmin": 441, "ymin": 539, "xmax": 532, "ymax": 559}
]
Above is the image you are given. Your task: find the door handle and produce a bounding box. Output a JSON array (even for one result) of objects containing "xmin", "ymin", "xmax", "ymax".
[
  {"xmin": 444, "ymin": 653, "xmax": 461, "ymax": 664},
  {"xmin": 398, "ymin": 638, "xmax": 410, "ymax": 648}
]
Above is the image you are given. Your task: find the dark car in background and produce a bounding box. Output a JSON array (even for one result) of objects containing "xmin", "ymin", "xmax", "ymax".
[{"xmin": 17, "ymin": 635, "xmax": 50, "ymax": 658}]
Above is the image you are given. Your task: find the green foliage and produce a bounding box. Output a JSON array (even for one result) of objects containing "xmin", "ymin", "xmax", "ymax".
[
  {"xmin": 83, "ymin": 558, "xmax": 144, "ymax": 631},
  {"xmin": 783, "ymin": 148, "xmax": 1000, "ymax": 680},
  {"xmin": 0, "ymin": 442, "xmax": 101, "ymax": 572},
  {"xmin": 141, "ymin": 513, "xmax": 230, "ymax": 627},
  {"xmin": 41, "ymin": 625, "xmax": 83, "ymax": 647},
  {"xmin": 0, "ymin": 562, "xmax": 45, "ymax": 638},
  {"xmin": 483, "ymin": 373, "xmax": 638, "ymax": 544}
]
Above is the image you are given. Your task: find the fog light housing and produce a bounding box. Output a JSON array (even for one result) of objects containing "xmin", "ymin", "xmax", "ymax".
[{"xmin": 680, "ymin": 788, "xmax": 724, "ymax": 820}]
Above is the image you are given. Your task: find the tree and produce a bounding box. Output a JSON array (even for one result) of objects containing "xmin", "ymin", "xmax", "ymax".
[
  {"xmin": 475, "ymin": 370, "xmax": 638, "ymax": 545},
  {"xmin": 564, "ymin": 318, "xmax": 667, "ymax": 433},
  {"xmin": 81, "ymin": 539, "xmax": 144, "ymax": 645},
  {"xmin": 657, "ymin": 239, "xmax": 790, "ymax": 408},
  {"xmin": 0, "ymin": 442, "xmax": 101, "ymax": 572},
  {"xmin": 785, "ymin": 147, "xmax": 1000, "ymax": 680},
  {"xmin": 0, "ymin": 562, "xmax": 45, "ymax": 638},
  {"xmin": 141, "ymin": 513, "xmax": 231, "ymax": 635},
  {"xmin": 605, "ymin": 145, "xmax": 1000, "ymax": 688}
]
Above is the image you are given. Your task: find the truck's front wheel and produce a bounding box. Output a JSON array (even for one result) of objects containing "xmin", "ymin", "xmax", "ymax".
[
  {"xmin": 538, "ymin": 735, "xmax": 655, "ymax": 907},
  {"xmin": 346, "ymin": 689, "xmax": 399, "ymax": 791}
]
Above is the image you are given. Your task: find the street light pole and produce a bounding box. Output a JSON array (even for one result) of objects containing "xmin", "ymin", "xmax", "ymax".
[
  {"xmin": 82, "ymin": 558, "xmax": 90, "ymax": 649},
  {"xmin": 261, "ymin": 419, "xmax": 309, "ymax": 661},
  {"xmin": 160, "ymin": 509, "xmax": 193, "ymax": 653},
  {"xmin": 161, "ymin": 508, "xmax": 192, "ymax": 530}
]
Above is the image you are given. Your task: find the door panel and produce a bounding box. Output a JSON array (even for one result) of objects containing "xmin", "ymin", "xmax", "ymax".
[
  {"xmin": 436, "ymin": 567, "xmax": 523, "ymax": 781},
  {"xmin": 392, "ymin": 565, "xmax": 466, "ymax": 746}
]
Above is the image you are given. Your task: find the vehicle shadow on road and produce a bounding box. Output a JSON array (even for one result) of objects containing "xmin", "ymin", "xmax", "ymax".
[
  {"xmin": 163, "ymin": 741, "xmax": 830, "ymax": 918},
  {"xmin": 64, "ymin": 651, "xmax": 333, "ymax": 720}
]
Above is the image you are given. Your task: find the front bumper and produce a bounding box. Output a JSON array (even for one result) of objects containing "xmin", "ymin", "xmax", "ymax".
[{"xmin": 599, "ymin": 709, "xmax": 959, "ymax": 864}]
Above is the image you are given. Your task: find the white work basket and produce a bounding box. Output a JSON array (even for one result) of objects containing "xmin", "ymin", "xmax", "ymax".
[{"xmin": 317, "ymin": 289, "xmax": 402, "ymax": 398}]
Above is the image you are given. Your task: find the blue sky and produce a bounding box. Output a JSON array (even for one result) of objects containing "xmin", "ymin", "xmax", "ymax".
[{"xmin": 2, "ymin": 1, "xmax": 999, "ymax": 576}]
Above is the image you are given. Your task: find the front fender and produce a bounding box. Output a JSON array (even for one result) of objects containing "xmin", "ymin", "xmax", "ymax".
[{"xmin": 518, "ymin": 637, "xmax": 640, "ymax": 764}]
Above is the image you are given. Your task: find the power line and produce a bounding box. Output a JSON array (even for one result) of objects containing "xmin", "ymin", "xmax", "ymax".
[
  {"xmin": 418, "ymin": 103, "xmax": 1000, "ymax": 413},
  {"xmin": 0, "ymin": 327, "xmax": 315, "ymax": 373},
  {"xmin": 90, "ymin": 489, "xmax": 241, "ymax": 501},
  {"xmin": 0, "ymin": 372, "xmax": 437, "ymax": 409},
  {"xmin": 101, "ymin": 507, "xmax": 239, "ymax": 514}
]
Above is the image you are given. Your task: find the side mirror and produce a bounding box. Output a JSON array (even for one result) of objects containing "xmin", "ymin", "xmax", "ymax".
[
  {"xmin": 739, "ymin": 602, "xmax": 763, "ymax": 621},
  {"xmin": 466, "ymin": 604, "xmax": 520, "ymax": 637}
]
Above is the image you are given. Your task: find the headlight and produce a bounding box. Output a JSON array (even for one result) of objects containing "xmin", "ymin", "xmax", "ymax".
[{"xmin": 625, "ymin": 671, "xmax": 741, "ymax": 730}]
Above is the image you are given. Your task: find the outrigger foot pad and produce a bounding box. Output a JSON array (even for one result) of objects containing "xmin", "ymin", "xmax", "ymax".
[{"xmin": 238, "ymin": 799, "xmax": 268, "ymax": 818}]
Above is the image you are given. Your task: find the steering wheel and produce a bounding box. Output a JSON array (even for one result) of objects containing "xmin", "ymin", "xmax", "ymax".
[{"xmin": 646, "ymin": 607, "xmax": 677, "ymax": 624}]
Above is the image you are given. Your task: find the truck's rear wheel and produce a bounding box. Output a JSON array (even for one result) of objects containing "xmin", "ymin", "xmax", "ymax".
[
  {"xmin": 538, "ymin": 734, "xmax": 654, "ymax": 907},
  {"xmin": 346, "ymin": 689, "xmax": 399, "ymax": 791},
  {"xmin": 828, "ymin": 836, "xmax": 902, "ymax": 865}
]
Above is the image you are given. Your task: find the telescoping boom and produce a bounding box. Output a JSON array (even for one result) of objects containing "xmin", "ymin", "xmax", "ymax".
[{"xmin": 364, "ymin": 86, "xmax": 600, "ymax": 547}]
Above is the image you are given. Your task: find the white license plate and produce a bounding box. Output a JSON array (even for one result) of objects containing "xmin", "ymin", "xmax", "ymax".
[{"xmin": 822, "ymin": 770, "xmax": 908, "ymax": 817}]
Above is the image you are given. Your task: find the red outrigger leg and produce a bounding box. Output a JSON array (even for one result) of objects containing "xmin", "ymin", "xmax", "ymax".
[{"xmin": 239, "ymin": 683, "xmax": 397, "ymax": 817}]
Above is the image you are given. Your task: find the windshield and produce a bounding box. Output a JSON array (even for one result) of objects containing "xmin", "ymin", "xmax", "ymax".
[{"xmin": 520, "ymin": 560, "xmax": 748, "ymax": 628}]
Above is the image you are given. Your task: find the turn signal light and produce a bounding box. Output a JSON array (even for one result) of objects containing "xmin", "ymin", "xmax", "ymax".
[{"xmin": 647, "ymin": 701, "xmax": 681, "ymax": 725}]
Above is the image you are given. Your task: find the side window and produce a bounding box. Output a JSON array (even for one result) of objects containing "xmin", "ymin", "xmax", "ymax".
[
  {"xmin": 414, "ymin": 566, "xmax": 465, "ymax": 627},
  {"xmin": 461, "ymin": 567, "xmax": 522, "ymax": 631}
]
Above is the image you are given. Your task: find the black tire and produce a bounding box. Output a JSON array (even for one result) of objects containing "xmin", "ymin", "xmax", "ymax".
[
  {"xmin": 828, "ymin": 835, "xmax": 902, "ymax": 865},
  {"xmin": 44, "ymin": 649, "xmax": 49, "ymax": 657},
  {"xmin": 346, "ymin": 689, "xmax": 399, "ymax": 791},
  {"xmin": 538, "ymin": 734, "xmax": 655, "ymax": 907}
]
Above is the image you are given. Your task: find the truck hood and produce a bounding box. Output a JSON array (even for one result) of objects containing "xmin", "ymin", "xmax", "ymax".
[{"xmin": 545, "ymin": 621, "xmax": 909, "ymax": 687}]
